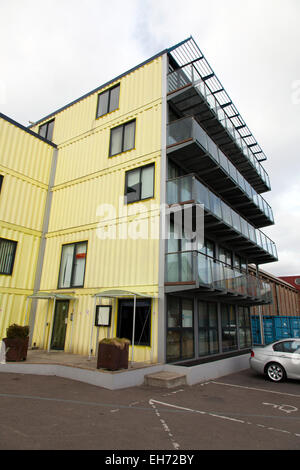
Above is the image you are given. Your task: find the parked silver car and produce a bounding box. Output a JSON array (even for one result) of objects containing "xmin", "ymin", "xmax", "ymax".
[{"xmin": 250, "ymin": 338, "xmax": 300, "ymax": 382}]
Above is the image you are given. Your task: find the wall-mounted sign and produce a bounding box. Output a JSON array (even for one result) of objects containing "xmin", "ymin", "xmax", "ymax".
[{"xmin": 95, "ymin": 305, "xmax": 112, "ymax": 327}]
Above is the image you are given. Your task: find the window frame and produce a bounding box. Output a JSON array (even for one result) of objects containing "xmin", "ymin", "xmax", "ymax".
[
  {"xmin": 117, "ymin": 298, "xmax": 152, "ymax": 347},
  {"xmin": 96, "ymin": 84, "xmax": 120, "ymax": 119},
  {"xmin": 0, "ymin": 175, "xmax": 3, "ymax": 193},
  {"xmin": 124, "ymin": 163, "xmax": 155, "ymax": 204},
  {"xmin": 109, "ymin": 119, "xmax": 136, "ymax": 157},
  {"xmin": 0, "ymin": 238, "xmax": 17, "ymax": 275},
  {"xmin": 273, "ymin": 340, "xmax": 300, "ymax": 354},
  {"xmin": 221, "ymin": 304, "xmax": 238, "ymax": 353},
  {"xmin": 166, "ymin": 297, "xmax": 194, "ymax": 362},
  {"xmin": 57, "ymin": 241, "xmax": 88, "ymax": 289},
  {"xmin": 198, "ymin": 301, "xmax": 219, "ymax": 357},
  {"xmin": 38, "ymin": 119, "xmax": 55, "ymax": 141}
]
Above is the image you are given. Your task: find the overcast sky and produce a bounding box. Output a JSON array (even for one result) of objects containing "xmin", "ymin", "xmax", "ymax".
[{"xmin": 0, "ymin": 0, "xmax": 299, "ymax": 277}]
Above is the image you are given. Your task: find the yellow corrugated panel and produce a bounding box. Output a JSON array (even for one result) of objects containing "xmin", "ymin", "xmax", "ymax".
[
  {"xmin": 48, "ymin": 155, "xmax": 160, "ymax": 232},
  {"xmin": 0, "ymin": 173, "xmax": 47, "ymax": 231},
  {"xmin": 31, "ymin": 56, "xmax": 163, "ymax": 361},
  {"xmin": 0, "ymin": 292, "xmax": 31, "ymax": 339},
  {"xmin": 0, "ymin": 225, "xmax": 41, "ymax": 290},
  {"xmin": 53, "ymin": 102, "xmax": 161, "ymax": 187},
  {"xmin": 30, "ymin": 57, "xmax": 162, "ymax": 147},
  {"xmin": 0, "ymin": 118, "xmax": 53, "ymax": 185},
  {"xmin": 40, "ymin": 223, "xmax": 159, "ymax": 291},
  {"xmin": 32, "ymin": 293, "xmax": 159, "ymax": 359}
]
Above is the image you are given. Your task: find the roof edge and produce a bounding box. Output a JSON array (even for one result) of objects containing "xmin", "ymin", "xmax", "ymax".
[
  {"xmin": 0, "ymin": 112, "xmax": 57, "ymax": 148},
  {"xmin": 28, "ymin": 45, "xmax": 172, "ymax": 128}
]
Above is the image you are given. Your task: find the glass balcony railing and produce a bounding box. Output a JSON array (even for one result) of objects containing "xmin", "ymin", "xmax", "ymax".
[
  {"xmin": 167, "ymin": 117, "xmax": 274, "ymax": 224},
  {"xmin": 168, "ymin": 65, "xmax": 270, "ymax": 190},
  {"xmin": 165, "ymin": 250, "xmax": 272, "ymax": 303},
  {"xmin": 167, "ymin": 174, "xmax": 278, "ymax": 261}
]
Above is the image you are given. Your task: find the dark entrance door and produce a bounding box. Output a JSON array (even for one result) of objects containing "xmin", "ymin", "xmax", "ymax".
[
  {"xmin": 51, "ymin": 300, "xmax": 69, "ymax": 350},
  {"xmin": 117, "ymin": 299, "xmax": 151, "ymax": 346}
]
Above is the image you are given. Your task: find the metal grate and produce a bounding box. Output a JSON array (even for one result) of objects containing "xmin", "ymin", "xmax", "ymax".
[{"xmin": 168, "ymin": 37, "xmax": 267, "ymax": 163}]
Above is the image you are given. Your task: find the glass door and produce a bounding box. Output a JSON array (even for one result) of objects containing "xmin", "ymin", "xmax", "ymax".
[{"xmin": 51, "ymin": 300, "xmax": 69, "ymax": 350}]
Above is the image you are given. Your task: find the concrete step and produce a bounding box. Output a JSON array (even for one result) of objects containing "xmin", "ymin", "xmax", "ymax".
[{"xmin": 144, "ymin": 371, "xmax": 187, "ymax": 389}]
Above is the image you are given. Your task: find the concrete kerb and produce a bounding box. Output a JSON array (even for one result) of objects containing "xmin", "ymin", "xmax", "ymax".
[{"xmin": 0, "ymin": 353, "xmax": 250, "ymax": 389}]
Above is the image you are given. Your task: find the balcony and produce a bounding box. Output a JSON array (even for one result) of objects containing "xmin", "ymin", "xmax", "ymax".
[
  {"xmin": 167, "ymin": 64, "xmax": 270, "ymax": 194},
  {"xmin": 167, "ymin": 174, "xmax": 278, "ymax": 264},
  {"xmin": 165, "ymin": 250, "xmax": 272, "ymax": 305},
  {"xmin": 167, "ymin": 117, "xmax": 274, "ymax": 228}
]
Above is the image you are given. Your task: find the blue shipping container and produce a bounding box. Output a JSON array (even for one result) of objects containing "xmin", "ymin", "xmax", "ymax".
[{"xmin": 251, "ymin": 315, "xmax": 300, "ymax": 345}]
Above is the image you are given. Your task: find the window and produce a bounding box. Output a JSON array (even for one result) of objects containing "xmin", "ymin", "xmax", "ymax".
[
  {"xmin": 167, "ymin": 297, "xmax": 194, "ymax": 362},
  {"xmin": 219, "ymin": 246, "xmax": 232, "ymax": 266},
  {"xmin": 125, "ymin": 164, "xmax": 155, "ymax": 203},
  {"xmin": 273, "ymin": 341, "xmax": 300, "ymax": 354},
  {"xmin": 58, "ymin": 241, "xmax": 87, "ymax": 288},
  {"xmin": 238, "ymin": 307, "xmax": 252, "ymax": 349},
  {"xmin": 233, "ymin": 254, "xmax": 247, "ymax": 272},
  {"xmin": 117, "ymin": 299, "xmax": 151, "ymax": 346},
  {"xmin": 221, "ymin": 304, "xmax": 237, "ymax": 352},
  {"xmin": 109, "ymin": 120, "xmax": 136, "ymax": 156},
  {"xmin": 38, "ymin": 119, "xmax": 55, "ymax": 141},
  {"xmin": 198, "ymin": 239, "xmax": 215, "ymax": 285},
  {"xmin": 96, "ymin": 84, "xmax": 120, "ymax": 118},
  {"xmin": 0, "ymin": 238, "xmax": 17, "ymax": 275},
  {"xmin": 198, "ymin": 302, "xmax": 219, "ymax": 356}
]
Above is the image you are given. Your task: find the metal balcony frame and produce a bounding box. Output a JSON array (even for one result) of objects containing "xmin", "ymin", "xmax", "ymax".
[
  {"xmin": 165, "ymin": 250, "xmax": 272, "ymax": 305},
  {"xmin": 166, "ymin": 174, "xmax": 278, "ymax": 264},
  {"xmin": 167, "ymin": 116, "xmax": 274, "ymax": 228},
  {"xmin": 167, "ymin": 37, "xmax": 271, "ymax": 193}
]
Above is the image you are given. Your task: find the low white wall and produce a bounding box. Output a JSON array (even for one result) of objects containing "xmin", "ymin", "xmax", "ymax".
[
  {"xmin": 0, "ymin": 353, "xmax": 250, "ymax": 389},
  {"xmin": 165, "ymin": 353, "xmax": 250, "ymax": 385}
]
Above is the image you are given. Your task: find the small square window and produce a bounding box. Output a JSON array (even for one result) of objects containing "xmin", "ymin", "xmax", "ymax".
[
  {"xmin": 109, "ymin": 120, "xmax": 136, "ymax": 157},
  {"xmin": 39, "ymin": 119, "xmax": 55, "ymax": 141},
  {"xmin": 0, "ymin": 238, "xmax": 17, "ymax": 275},
  {"xmin": 96, "ymin": 84, "xmax": 120, "ymax": 118},
  {"xmin": 125, "ymin": 164, "xmax": 154, "ymax": 203}
]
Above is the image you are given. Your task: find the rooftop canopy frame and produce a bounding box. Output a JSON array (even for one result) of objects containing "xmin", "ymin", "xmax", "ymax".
[
  {"xmin": 168, "ymin": 36, "xmax": 268, "ymax": 164},
  {"xmin": 90, "ymin": 290, "xmax": 155, "ymax": 364},
  {"xmin": 26, "ymin": 292, "xmax": 76, "ymax": 353}
]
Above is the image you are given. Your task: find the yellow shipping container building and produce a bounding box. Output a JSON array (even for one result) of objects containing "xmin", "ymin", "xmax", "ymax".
[{"xmin": 0, "ymin": 37, "xmax": 278, "ymax": 370}]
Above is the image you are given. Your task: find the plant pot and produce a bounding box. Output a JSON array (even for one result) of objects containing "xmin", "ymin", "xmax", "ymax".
[
  {"xmin": 3, "ymin": 337, "xmax": 29, "ymax": 361},
  {"xmin": 97, "ymin": 341, "xmax": 129, "ymax": 370}
]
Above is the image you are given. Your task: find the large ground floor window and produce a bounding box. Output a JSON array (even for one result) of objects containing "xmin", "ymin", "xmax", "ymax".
[
  {"xmin": 117, "ymin": 299, "xmax": 151, "ymax": 346},
  {"xmin": 166, "ymin": 296, "xmax": 252, "ymax": 363},
  {"xmin": 198, "ymin": 301, "xmax": 219, "ymax": 356},
  {"xmin": 166, "ymin": 296, "xmax": 194, "ymax": 362}
]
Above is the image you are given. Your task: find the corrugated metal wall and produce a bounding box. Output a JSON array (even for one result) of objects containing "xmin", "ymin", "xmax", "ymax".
[
  {"xmin": 0, "ymin": 118, "xmax": 54, "ymax": 339},
  {"xmin": 32, "ymin": 56, "xmax": 163, "ymax": 360}
]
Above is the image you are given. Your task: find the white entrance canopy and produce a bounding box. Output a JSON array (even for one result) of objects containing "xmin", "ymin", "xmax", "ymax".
[
  {"xmin": 26, "ymin": 292, "xmax": 76, "ymax": 352},
  {"xmin": 27, "ymin": 292, "xmax": 76, "ymax": 300},
  {"xmin": 91, "ymin": 290, "xmax": 156, "ymax": 363}
]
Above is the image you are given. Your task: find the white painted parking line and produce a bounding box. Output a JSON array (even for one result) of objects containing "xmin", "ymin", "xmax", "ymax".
[
  {"xmin": 149, "ymin": 398, "xmax": 300, "ymax": 441},
  {"xmin": 211, "ymin": 381, "xmax": 300, "ymax": 399},
  {"xmin": 263, "ymin": 403, "xmax": 298, "ymax": 414},
  {"xmin": 149, "ymin": 398, "xmax": 180, "ymax": 450}
]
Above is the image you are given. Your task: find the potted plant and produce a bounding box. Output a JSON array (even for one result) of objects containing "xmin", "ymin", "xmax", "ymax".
[
  {"xmin": 3, "ymin": 324, "xmax": 29, "ymax": 362},
  {"xmin": 97, "ymin": 337, "xmax": 130, "ymax": 370}
]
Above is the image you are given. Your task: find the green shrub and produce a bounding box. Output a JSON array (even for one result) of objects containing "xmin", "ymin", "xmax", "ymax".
[{"xmin": 6, "ymin": 324, "xmax": 29, "ymax": 339}]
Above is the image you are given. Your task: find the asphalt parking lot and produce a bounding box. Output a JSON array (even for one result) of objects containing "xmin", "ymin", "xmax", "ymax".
[{"xmin": 0, "ymin": 368, "xmax": 300, "ymax": 451}]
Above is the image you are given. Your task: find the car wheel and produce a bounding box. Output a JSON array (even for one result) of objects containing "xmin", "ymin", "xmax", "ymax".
[{"xmin": 266, "ymin": 362, "xmax": 286, "ymax": 383}]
